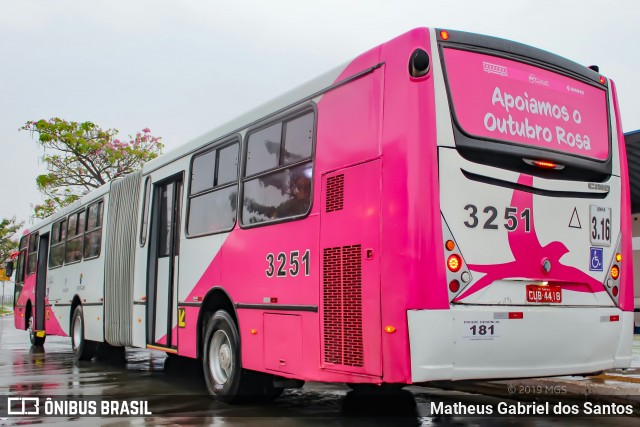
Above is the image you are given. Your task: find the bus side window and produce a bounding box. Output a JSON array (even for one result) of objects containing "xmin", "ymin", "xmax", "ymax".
[
  {"xmin": 26, "ymin": 233, "xmax": 39, "ymax": 275},
  {"xmin": 65, "ymin": 211, "xmax": 84, "ymax": 264},
  {"xmin": 242, "ymin": 111, "xmax": 315, "ymax": 225},
  {"xmin": 84, "ymin": 200, "xmax": 104, "ymax": 259},
  {"xmin": 49, "ymin": 218, "xmax": 67, "ymax": 268},
  {"xmin": 187, "ymin": 140, "xmax": 239, "ymax": 237},
  {"xmin": 15, "ymin": 236, "xmax": 28, "ymax": 284},
  {"xmin": 140, "ymin": 177, "xmax": 151, "ymax": 246}
]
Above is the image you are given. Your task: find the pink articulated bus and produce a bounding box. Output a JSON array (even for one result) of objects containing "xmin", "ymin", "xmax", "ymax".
[{"xmin": 10, "ymin": 28, "xmax": 633, "ymax": 402}]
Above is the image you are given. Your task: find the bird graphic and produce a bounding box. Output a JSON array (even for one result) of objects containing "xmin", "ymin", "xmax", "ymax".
[{"xmin": 456, "ymin": 174, "xmax": 604, "ymax": 302}]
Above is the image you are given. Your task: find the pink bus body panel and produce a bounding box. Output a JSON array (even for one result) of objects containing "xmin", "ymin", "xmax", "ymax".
[
  {"xmin": 377, "ymin": 28, "xmax": 444, "ymax": 383},
  {"xmin": 13, "ymin": 275, "xmax": 33, "ymax": 330},
  {"xmin": 13, "ymin": 268, "xmax": 66, "ymax": 337},
  {"xmin": 176, "ymin": 43, "xmax": 391, "ymax": 382},
  {"xmin": 612, "ymin": 80, "xmax": 634, "ymax": 311}
]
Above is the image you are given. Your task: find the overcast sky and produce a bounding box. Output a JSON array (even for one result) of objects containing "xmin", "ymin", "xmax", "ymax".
[{"xmin": 1, "ymin": 0, "xmax": 638, "ymax": 230}]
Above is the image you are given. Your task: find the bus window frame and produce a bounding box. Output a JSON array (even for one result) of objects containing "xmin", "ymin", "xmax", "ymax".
[
  {"xmin": 185, "ymin": 136, "xmax": 241, "ymax": 239},
  {"xmin": 140, "ymin": 177, "xmax": 152, "ymax": 247},
  {"xmin": 64, "ymin": 208, "xmax": 86, "ymax": 265},
  {"xmin": 15, "ymin": 235, "xmax": 28, "ymax": 284},
  {"xmin": 48, "ymin": 218, "xmax": 67, "ymax": 269},
  {"xmin": 239, "ymin": 104, "xmax": 317, "ymax": 229},
  {"xmin": 26, "ymin": 232, "xmax": 39, "ymax": 276},
  {"xmin": 83, "ymin": 199, "xmax": 104, "ymax": 261}
]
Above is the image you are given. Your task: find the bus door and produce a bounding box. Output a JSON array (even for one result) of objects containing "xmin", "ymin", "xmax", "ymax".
[
  {"xmin": 34, "ymin": 233, "xmax": 49, "ymax": 333},
  {"xmin": 147, "ymin": 175, "xmax": 182, "ymax": 349}
]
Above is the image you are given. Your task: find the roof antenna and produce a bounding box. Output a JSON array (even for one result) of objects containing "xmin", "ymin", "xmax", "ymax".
[{"xmin": 588, "ymin": 65, "xmax": 600, "ymax": 72}]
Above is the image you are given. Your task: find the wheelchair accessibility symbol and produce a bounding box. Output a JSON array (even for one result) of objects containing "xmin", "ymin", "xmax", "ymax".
[{"xmin": 590, "ymin": 247, "xmax": 604, "ymax": 272}]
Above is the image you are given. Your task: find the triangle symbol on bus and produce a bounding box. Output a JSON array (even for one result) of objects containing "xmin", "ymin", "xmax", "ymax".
[{"xmin": 569, "ymin": 207, "xmax": 581, "ymax": 229}]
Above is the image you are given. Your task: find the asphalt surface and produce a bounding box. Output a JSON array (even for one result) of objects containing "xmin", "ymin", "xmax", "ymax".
[{"xmin": 0, "ymin": 315, "xmax": 638, "ymax": 426}]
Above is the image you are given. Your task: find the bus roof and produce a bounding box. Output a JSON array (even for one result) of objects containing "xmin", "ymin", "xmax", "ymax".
[
  {"xmin": 26, "ymin": 184, "xmax": 110, "ymax": 235},
  {"xmin": 141, "ymin": 59, "xmax": 352, "ymax": 175}
]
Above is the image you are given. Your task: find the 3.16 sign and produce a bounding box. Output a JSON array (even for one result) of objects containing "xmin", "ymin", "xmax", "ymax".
[{"xmin": 590, "ymin": 205, "xmax": 611, "ymax": 247}]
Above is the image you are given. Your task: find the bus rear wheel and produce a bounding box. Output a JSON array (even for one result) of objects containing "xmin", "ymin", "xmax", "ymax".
[
  {"xmin": 27, "ymin": 313, "xmax": 46, "ymax": 347},
  {"xmin": 71, "ymin": 306, "xmax": 96, "ymax": 361},
  {"xmin": 203, "ymin": 310, "xmax": 283, "ymax": 403}
]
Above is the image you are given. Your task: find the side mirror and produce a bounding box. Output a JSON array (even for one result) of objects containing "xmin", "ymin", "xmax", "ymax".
[{"xmin": 4, "ymin": 261, "xmax": 14, "ymax": 278}]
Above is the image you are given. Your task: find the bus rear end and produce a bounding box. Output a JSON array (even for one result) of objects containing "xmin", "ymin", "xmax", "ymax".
[{"xmin": 409, "ymin": 29, "xmax": 633, "ymax": 382}]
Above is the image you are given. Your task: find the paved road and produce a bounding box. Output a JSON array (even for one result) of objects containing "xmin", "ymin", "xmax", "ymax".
[{"xmin": 0, "ymin": 316, "xmax": 637, "ymax": 426}]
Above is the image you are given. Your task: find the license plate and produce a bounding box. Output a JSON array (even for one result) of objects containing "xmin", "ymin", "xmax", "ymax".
[{"xmin": 526, "ymin": 285, "xmax": 562, "ymax": 303}]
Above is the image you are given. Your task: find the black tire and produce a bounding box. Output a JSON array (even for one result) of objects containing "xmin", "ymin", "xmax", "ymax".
[
  {"xmin": 27, "ymin": 312, "xmax": 46, "ymax": 347},
  {"xmin": 203, "ymin": 310, "xmax": 245, "ymax": 403},
  {"xmin": 203, "ymin": 310, "xmax": 284, "ymax": 403},
  {"xmin": 71, "ymin": 306, "xmax": 96, "ymax": 361}
]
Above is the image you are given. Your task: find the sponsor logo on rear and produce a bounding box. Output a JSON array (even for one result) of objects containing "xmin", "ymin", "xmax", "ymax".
[{"xmin": 483, "ymin": 62, "xmax": 508, "ymax": 77}]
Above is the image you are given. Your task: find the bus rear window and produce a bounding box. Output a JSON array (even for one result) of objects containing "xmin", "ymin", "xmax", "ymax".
[{"xmin": 442, "ymin": 48, "xmax": 609, "ymax": 161}]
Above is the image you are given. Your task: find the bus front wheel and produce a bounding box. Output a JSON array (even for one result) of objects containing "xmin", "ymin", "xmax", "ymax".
[{"xmin": 71, "ymin": 306, "xmax": 96, "ymax": 361}]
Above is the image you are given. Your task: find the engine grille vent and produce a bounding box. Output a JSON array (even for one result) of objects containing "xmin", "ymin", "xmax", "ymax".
[
  {"xmin": 322, "ymin": 244, "xmax": 363, "ymax": 367},
  {"xmin": 325, "ymin": 174, "xmax": 344, "ymax": 212}
]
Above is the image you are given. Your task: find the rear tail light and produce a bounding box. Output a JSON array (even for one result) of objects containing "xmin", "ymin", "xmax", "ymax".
[
  {"xmin": 447, "ymin": 254, "xmax": 461, "ymax": 272},
  {"xmin": 602, "ymin": 235, "xmax": 622, "ymax": 306},
  {"xmin": 445, "ymin": 240, "xmax": 455, "ymax": 251},
  {"xmin": 442, "ymin": 218, "xmax": 473, "ymax": 302},
  {"xmin": 449, "ymin": 280, "xmax": 460, "ymax": 293},
  {"xmin": 610, "ymin": 265, "xmax": 620, "ymax": 280},
  {"xmin": 523, "ymin": 158, "xmax": 565, "ymax": 170},
  {"xmin": 533, "ymin": 160, "xmax": 557, "ymax": 169}
]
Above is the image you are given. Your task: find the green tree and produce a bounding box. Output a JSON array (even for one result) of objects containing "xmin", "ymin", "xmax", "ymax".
[
  {"xmin": 21, "ymin": 118, "xmax": 163, "ymax": 218},
  {"xmin": 0, "ymin": 217, "xmax": 23, "ymax": 265}
]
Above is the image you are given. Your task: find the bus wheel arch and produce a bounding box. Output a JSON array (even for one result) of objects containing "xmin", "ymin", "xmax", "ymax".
[
  {"xmin": 198, "ymin": 288, "xmax": 284, "ymax": 403},
  {"xmin": 70, "ymin": 295, "xmax": 82, "ymax": 330},
  {"xmin": 197, "ymin": 288, "xmax": 237, "ymax": 360}
]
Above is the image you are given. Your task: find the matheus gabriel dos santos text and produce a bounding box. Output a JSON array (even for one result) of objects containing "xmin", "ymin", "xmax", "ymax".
[{"xmin": 430, "ymin": 401, "xmax": 634, "ymax": 416}]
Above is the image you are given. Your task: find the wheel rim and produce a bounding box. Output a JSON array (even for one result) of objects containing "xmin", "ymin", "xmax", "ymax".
[
  {"xmin": 209, "ymin": 330, "xmax": 233, "ymax": 385},
  {"xmin": 73, "ymin": 315, "xmax": 82, "ymax": 351}
]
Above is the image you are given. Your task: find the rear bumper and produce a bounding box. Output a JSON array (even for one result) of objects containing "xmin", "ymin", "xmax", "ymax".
[{"xmin": 408, "ymin": 306, "xmax": 633, "ymax": 382}]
